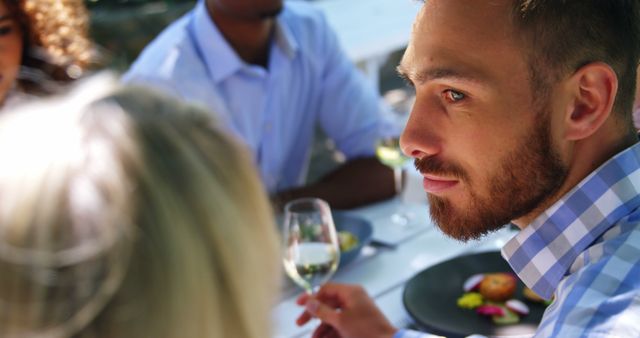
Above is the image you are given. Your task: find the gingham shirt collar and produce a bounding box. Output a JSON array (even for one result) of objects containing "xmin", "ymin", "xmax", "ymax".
[{"xmin": 501, "ymin": 142, "xmax": 640, "ymax": 300}]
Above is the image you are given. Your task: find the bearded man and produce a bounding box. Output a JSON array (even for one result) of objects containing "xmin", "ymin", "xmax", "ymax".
[{"xmin": 296, "ymin": 1, "xmax": 640, "ymax": 337}]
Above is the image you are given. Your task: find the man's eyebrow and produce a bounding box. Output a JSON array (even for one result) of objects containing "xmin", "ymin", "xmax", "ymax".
[
  {"xmin": 0, "ymin": 15, "xmax": 13, "ymax": 22},
  {"xmin": 396, "ymin": 65, "xmax": 414, "ymax": 87},
  {"xmin": 397, "ymin": 64, "xmax": 486, "ymax": 85}
]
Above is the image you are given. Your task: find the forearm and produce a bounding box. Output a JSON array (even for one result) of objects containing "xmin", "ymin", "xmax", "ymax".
[{"xmin": 275, "ymin": 157, "xmax": 395, "ymax": 210}]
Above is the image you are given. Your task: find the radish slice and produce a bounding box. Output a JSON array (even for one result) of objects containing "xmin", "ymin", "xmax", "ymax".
[
  {"xmin": 463, "ymin": 274, "xmax": 485, "ymax": 292},
  {"xmin": 476, "ymin": 304, "xmax": 504, "ymax": 316},
  {"xmin": 506, "ymin": 299, "xmax": 530, "ymax": 315}
]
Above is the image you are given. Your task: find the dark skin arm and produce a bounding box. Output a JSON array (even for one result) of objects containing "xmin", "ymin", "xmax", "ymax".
[{"xmin": 273, "ymin": 157, "xmax": 396, "ymax": 210}]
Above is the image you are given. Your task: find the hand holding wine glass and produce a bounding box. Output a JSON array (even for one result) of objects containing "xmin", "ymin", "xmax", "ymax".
[{"xmin": 282, "ymin": 198, "xmax": 340, "ymax": 294}]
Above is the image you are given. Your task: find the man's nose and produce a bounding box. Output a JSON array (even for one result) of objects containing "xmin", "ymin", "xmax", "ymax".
[{"xmin": 399, "ymin": 99, "xmax": 441, "ymax": 160}]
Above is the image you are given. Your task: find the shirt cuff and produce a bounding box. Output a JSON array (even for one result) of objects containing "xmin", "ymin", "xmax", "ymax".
[{"xmin": 393, "ymin": 329, "xmax": 428, "ymax": 338}]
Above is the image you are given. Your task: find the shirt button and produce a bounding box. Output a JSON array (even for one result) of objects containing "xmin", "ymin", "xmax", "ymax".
[{"xmin": 264, "ymin": 123, "xmax": 272, "ymax": 133}]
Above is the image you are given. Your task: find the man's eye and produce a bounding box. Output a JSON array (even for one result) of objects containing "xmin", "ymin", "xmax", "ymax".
[{"xmin": 443, "ymin": 89, "xmax": 465, "ymax": 103}]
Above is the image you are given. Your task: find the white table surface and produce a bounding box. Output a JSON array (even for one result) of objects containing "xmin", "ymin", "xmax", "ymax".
[{"xmin": 272, "ymin": 167, "xmax": 518, "ymax": 338}]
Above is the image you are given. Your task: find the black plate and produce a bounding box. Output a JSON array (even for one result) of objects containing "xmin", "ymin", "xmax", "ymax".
[{"xmin": 403, "ymin": 251, "xmax": 546, "ymax": 338}]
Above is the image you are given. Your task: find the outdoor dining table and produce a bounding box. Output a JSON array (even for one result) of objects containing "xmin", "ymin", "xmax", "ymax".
[{"xmin": 272, "ymin": 166, "xmax": 519, "ymax": 338}]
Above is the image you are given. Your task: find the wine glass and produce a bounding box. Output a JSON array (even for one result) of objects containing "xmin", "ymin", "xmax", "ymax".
[
  {"xmin": 282, "ymin": 198, "xmax": 340, "ymax": 294},
  {"xmin": 376, "ymin": 126, "xmax": 412, "ymax": 226}
]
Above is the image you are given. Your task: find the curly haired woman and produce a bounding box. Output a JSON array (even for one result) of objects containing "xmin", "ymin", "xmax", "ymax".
[{"xmin": 0, "ymin": 0, "xmax": 93, "ymax": 104}]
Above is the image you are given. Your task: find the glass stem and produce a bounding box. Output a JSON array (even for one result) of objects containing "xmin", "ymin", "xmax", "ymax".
[
  {"xmin": 392, "ymin": 167, "xmax": 410, "ymax": 226},
  {"xmin": 393, "ymin": 167, "xmax": 403, "ymax": 196}
]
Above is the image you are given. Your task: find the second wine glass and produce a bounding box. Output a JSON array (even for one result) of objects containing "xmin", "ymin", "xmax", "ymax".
[{"xmin": 376, "ymin": 136, "xmax": 412, "ymax": 225}]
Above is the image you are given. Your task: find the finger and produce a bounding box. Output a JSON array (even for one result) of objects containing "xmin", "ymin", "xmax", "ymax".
[
  {"xmin": 315, "ymin": 282, "xmax": 342, "ymax": 298},
  {"xmin": 311, "ymin": 324, "xmax": 327, "ymax": 338},
  {"xmin": 305, "ymin": 298, "xmax": 340, "ymax": 327},
  {"xmin": 315, "ymin": 283, "xmax": 364, "ymax": 306},
  {"xmin": 327, "ymin": 328, "xmax": 342, "ymax": 338},
  {"xmin": 301, "ymin": 292, "xmax": 345, "ymax": 310},
  {"xmin": 297, "ymin": 295, "xmax": 342, "ymax": 326},
  {"xmin": 297, "ymin": 292, "xmax": 311, "ymax": 305},
  {"xmin": 312, "ymin": 323, "xmax": 335, "ymax": 338},
  {"xmin": 296, "ymin": 310, "xmax": 313, "ymax": 326},
  {"xmin": 318, "ymin": 325, "xmax": 342, "ymax": 338},
  {"xmin": 300, "ymin": 285, "xmax": 342, "ymax": 305},
  {"xmin": 314, "ymin": 294, "xmax": 342, "ymax": 308},
  {"xmin": 299, "ymin": 294, "xmax": 339, "ymax": 308}
]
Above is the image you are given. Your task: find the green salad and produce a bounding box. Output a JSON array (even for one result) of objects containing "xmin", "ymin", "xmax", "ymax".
[{"xmin": 338, "ymin": 231, "xmax": 359, "ymax": 252}]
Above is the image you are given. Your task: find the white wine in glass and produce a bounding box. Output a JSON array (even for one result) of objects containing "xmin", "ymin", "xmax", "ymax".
[
  {"xmin": 376, "ymin": 137, "xmax": 410, "ymax": 169},
  {"xmin": 376, "ymin": 137, "xmax": 412, "ymax": 225},
  {"xmin": 282, "ymin": 198, "xmax": 340, "ymax": 294}
]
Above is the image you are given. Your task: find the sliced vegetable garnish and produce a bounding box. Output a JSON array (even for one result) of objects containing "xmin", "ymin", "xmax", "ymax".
[
  {"xmin": 476, "ymin": 304, "xmax": 505, "ymax": 316},
  {"xmin": 492, "ymin": 307, "xmax": 520, "ymax": 325},
  {"xmin": 457, "ymin": 292, "xmax": 483, "ymax": 309},
  {"xmin": 505, "ymin": 299, "xmax": 530, "ymax": 315},
  {"xmin": 463, "ymin": 273, "xmax": 485, "ymax": 292}
]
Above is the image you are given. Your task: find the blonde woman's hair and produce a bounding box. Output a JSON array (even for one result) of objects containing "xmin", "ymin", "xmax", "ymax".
[{"xmin": 0, "ymin": 74, "xmax": 280, "ymax": 338}]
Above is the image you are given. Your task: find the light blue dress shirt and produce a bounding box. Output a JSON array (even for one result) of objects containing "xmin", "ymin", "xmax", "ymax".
[
  {"xmin": 398, "ymin": 142, "xmax": 640, "ymax": 337},
  {"xmin": 123, "ymin": 0, "xmax": 387, "ymax": 193}
]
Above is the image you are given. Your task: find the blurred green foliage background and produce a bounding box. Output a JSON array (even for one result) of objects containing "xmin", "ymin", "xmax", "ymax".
[
  {"xmin": 88, "ymin": 0, "xmax": 196, "ymax": 70},
  {"xmin": 86, "ymin": 0, "xmax": 192, "ymax": 9}
]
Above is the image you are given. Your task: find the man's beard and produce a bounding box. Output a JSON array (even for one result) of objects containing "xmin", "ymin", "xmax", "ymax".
[{"xmin": 416, "ymin": 108, "xmax": 568, "ymax": 242}]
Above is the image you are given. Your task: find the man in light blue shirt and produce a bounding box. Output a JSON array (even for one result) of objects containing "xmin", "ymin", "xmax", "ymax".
[
  {"xmin": 295, "ymin": 0, "xmax": 640, "ymax": 337},
  {"xmin": 123, "ymin": 0, "xmax": 394, "ymax": 209}
]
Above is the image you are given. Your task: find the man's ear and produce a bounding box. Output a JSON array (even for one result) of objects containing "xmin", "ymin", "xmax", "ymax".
[{"xmin": 564, "ymin": 62, "xmax": 618, "ymax": 141}]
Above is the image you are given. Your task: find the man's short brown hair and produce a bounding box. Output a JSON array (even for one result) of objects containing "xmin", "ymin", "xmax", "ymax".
[{"xmin": 512, "ymin": 1, "xmax": 640, "ymax": 121}]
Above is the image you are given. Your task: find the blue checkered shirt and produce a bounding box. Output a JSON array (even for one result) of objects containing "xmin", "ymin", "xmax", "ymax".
[{"xmin": 397, "ymin": 142, "xmax": 640, "ymax": 338}]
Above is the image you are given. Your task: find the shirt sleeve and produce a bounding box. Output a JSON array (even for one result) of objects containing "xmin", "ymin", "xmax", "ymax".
[
  {"xmin": 393, "ymin": 329, "xmax": 443, "ymax": 338},
  {"xmin": 314, "ymin": 12, "xmax": 391, "ymax": 160},
  {"xmin": 533, "ymin": 236, "xmax": 640, "ymax": 338}
]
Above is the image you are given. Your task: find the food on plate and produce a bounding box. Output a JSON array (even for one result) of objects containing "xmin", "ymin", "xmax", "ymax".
[
  {"xmin": 479, "ymin": 273, "xmax": 517, "ymax": 302},
  {"xmin": 476, "ymin": 304, "xmax": 505, "ymax": 316},
  {"xmin": 476, "ymin": 304, "xmax": 520, "ymax": 324},
  {"xmin": 505, "ymin": 299, "xmax": 530, "ymax": 315},
  {"xmin": 463, "ymin": 273, "xmax": 485, "ymax": 292},
  {"xmin": 457, "ymin": 292, "xmax": 483, "ymax": 309},
  {"xmin": 491, "ymin": 306, "xmax": 520, "ymax": 325},
  {"xmin": 456, "ymin": 272, "xmax": 537, "ymax": 326},
  {"xmin": 338, "ymin": 230, "xmax": 359, "ymax": 252}
]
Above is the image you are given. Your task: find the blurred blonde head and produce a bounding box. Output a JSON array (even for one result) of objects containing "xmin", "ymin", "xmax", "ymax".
[{"xmin": 0, "ymin": 74, "xmax": 279, "ymax": 338}]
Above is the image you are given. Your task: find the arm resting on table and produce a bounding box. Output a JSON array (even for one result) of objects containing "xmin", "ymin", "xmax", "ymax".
[{"xmin": 274, "ymin": 157, "xmax": 395, "ymax": 210}]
